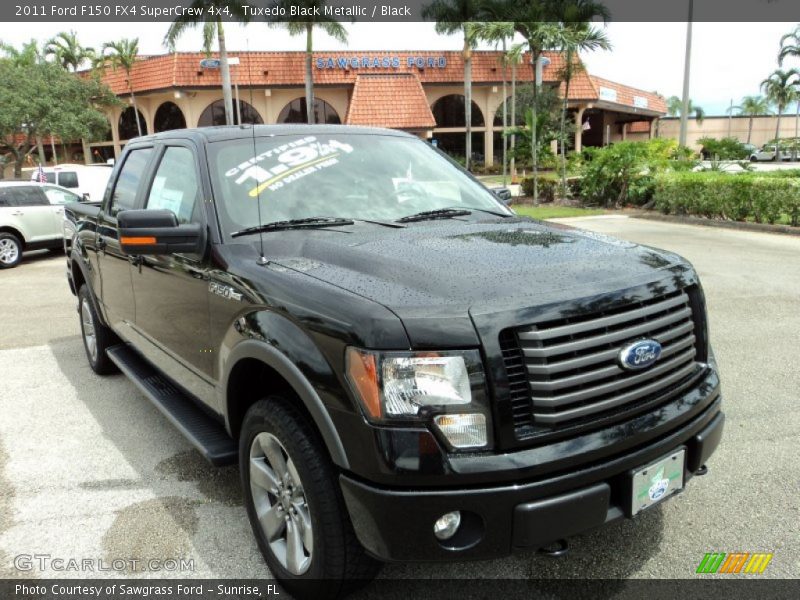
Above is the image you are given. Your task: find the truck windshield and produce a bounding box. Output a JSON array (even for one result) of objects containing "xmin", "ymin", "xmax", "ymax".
[{"xmin": 208, "ymin": 132, "xmax": 510, "ymax": 235}]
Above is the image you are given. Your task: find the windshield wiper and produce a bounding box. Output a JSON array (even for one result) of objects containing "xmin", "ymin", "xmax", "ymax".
[
  {"xmin": 231, "ymin": 217, "xmax": 354, "ymax": 238},
  {"xmin": 396, "ymin": 208, "xmax": 472, "ymax": 223}
]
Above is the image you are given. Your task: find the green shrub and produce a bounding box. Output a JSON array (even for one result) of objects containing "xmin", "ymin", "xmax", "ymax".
[
  {"xmin": 654, "ymin": 172, "xmax": 800, "ymax": 225},
  {"xmin": 697, "ymin": 137, "xmax": 749, "ymax": 160},
  {"xmin": 520, "ymin": 174, "xmax": 582, "ymax": 201},
  {"xmin": 580, "ymin": 139, "xmax": 684, "ymax": 207}
]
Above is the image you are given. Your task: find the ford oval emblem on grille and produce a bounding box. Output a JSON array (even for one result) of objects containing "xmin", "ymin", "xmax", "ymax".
[{"xmin": 619, "ymin": 339, "xmax": 662, "ymax": 370}]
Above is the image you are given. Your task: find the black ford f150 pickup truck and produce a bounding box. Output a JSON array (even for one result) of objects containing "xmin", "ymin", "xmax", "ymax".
[{"xmin": 65, "ymin": 126, "xmax": 723, "ymax": 597}]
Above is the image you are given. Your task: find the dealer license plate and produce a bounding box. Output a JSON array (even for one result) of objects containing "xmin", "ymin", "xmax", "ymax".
[{"xmin": 630, "ymin": 448, "xmax": 685, "ymax": 516}]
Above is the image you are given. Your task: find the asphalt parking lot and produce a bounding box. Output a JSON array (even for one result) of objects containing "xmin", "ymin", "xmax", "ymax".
[{"xmin": 0, "ymin": 216, "xmax": 798, "ymax": 587}]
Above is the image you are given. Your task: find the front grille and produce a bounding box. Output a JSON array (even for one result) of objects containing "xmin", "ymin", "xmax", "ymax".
[{"xmin": 505, "ymin": 289, "xmax": 701, "ymax": 432}]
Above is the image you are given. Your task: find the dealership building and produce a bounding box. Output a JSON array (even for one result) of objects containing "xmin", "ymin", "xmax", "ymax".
[{"xmin": 86, "ymin": 50, "xmax": 666, "ymax": 165}]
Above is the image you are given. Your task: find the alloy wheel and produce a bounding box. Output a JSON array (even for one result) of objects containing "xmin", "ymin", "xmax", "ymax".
[{"xmin": 249, "ymin": 432, "xmax": 313, "ymax": 575}]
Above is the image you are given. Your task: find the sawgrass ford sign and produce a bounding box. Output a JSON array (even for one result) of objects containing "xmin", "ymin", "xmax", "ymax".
[{"xmin": 316, "ymin": 55, "xmax": 447, "ymax": 69}]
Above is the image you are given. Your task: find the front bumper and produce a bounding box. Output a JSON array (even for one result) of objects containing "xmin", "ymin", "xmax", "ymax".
[{"xmin": 340, "ymin": 396, "xmax": 723, "ymax": 562}]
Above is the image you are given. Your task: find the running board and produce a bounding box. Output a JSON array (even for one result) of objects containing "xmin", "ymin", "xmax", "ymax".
[{"xmin": 106, "ymin": 345, "xmax": 237, "ymax": 466}]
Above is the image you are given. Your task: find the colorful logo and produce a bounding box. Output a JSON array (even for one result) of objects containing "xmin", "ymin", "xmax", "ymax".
[
  {"xmin": 696, "ymin": 552, "xmax": 773, "ymax": 574},
  {"xmin": 618, "ymin": 339, "xmax": 662, "ymax": 370}
]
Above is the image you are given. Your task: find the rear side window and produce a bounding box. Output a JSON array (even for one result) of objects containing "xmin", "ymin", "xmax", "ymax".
[
  {"xmin": 110, "ymin": 148, "xmax": 153, "ymax": 216},
  {"xmin": 145, "ymin": 147, "xmax": 200, "ymax": 224},
  {"xmin": 0, "ymin": 188, "xmax": 15, "ymax": 207},
  {"xmin": 57, "ymin": 172, "xmax": 79, "ymax": 188},
  {"xmin": 11, "ymin": 186, "xmax": 48, "ymax": 206}
]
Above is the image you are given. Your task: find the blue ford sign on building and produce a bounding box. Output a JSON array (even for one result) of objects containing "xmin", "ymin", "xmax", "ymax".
[{"xmin": 618, "ymin": 339, "xmax": 662, "ymax": 370}]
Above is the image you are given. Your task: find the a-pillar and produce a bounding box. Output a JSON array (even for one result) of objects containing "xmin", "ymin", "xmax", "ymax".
[{"xmin": 574, "ymin": 106, "xmax": 586, "ymax": 152}]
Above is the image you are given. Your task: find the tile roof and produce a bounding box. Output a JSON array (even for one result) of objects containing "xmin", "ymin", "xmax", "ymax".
[
  {"xmin": 89, "ymin": 51, "xmax": 666, "ymax": 116},
  {"xmin": 589, "ymin": 75, "xmax": 667, "ymax": 114},
  {"xmin": 345, "ymin": 73, "xmax": 435, "ymax": 129}
]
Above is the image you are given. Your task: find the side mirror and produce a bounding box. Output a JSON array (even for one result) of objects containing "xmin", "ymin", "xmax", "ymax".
[
  {"xmin": 118, "ymin": 209, "xmax": 202, "ymax": 255},
  {"xmin": 489, "ymin": 186, "xmax": 513, "ymax": 206},
  {"xmin": 81, "ymin": 193, "xmax": 90, "ymax": 202}
]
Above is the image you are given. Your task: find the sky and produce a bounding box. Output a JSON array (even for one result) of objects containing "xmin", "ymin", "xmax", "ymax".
[{"xmin": 3, "ymin": 21, "xmax": 799, "ymax": 115}]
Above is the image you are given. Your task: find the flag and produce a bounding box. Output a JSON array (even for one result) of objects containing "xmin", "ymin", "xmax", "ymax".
[
  {"xmin": 36, "ymin": 164, "xmax": 47, "ymax": 183},
  {"xmin": 582, "ymin": 120, "xmax": 591, "ymax": 131}
]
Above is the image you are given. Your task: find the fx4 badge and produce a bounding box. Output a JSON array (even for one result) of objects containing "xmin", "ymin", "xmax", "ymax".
[{"xmin": 209, "ymin": 282, "xmax": 243, "ymax": 301}]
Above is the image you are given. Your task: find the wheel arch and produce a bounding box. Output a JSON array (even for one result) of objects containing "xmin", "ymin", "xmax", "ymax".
[
  {"xmin": 223, "ymin": 339, "xmax": 350, "ymax": 470},
  {"xmin": 0, "ymin": 226, "xmax": 26, "ymax": 248}
]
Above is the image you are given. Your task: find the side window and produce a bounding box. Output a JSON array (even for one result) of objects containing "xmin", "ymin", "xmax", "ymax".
[
  {"xmin": 0, "ymin": 189, "xmax": 13, "ymax": 207},
  {"xmin": 14, "ymin": 186, "xmax": 49, "ymax": 206},
  {"xmin": 145, "ymin": 147, "xmax": 200, "ymax": 224},
  {"xmin": 44, "ymin": 187, "xmax": 81, "ymax": 205},
  {"xmin": 57, "ymin": 172, "xmax": 79, "ymax": 188},
  {"xmin": 110, "ymin": 148, "xmax": 153, "ymax": 216}
]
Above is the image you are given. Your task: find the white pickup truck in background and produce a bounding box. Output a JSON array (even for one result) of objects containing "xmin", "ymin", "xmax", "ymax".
[{"xmin": 30, "ymin": 163, "xmax": 112, "ymax": 201}]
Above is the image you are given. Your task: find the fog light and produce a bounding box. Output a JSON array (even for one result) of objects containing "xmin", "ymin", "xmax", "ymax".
[
  {"xmin": 433, "ymin": 413, "xmax": 487, "ymax": 448},
  {"xmin": 433, "ymin": 511, "xmax": 461, "ymax": 540}
]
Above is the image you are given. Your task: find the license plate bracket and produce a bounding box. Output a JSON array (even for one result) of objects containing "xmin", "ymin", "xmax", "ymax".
[{"xmin": 630, "ymin": 448, "xmax": 686, "ymax": 516}]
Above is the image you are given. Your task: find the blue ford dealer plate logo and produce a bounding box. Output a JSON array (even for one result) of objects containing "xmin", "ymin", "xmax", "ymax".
[{"xmin": 619, "ymin": 339, "xmax": 662, "ymax": 370}]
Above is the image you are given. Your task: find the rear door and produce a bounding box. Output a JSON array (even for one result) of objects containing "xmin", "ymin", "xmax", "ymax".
[
  {"xmin": 42, "ymin": 186, "xmax": 82, "ymax": 235},
  {"xmin": 96, "ymin": 146, "xmax": 155, "ymax": 331},
  {"xmin": 3, "ymin": 186, "xmax": 57, "ymax": 242},
  {"xmin": 127, "ymin": 142, "xmax": 214, "ymax": 405}
]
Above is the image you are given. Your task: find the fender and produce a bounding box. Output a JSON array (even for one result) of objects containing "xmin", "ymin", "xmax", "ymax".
[
  {"xmin": 222, "ymin": 338, "xmax": 350, "ymax": 469},
  {"xmin": 69, "ymin": 248, "xmax": 111, "ymax": 328}
]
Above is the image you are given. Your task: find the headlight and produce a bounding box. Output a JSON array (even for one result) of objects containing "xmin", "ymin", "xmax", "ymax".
[{"xmin": 345, "ymin": 348, "xmax": 492, "ymax": 450}]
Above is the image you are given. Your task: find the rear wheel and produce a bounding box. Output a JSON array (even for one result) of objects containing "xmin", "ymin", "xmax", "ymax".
[
  {"xmin": 0, "ymin": 233, "xmax": 22, "ymax": 269},
  {"xmin": 240, "ymin": 397, "xmax": 380, "ymax": 599},
  {"xmin": 78, "ymin": 285, "xmax": 118, "ymax": 375}
]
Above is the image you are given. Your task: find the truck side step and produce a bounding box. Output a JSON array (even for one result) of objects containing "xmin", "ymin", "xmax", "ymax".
[{"xmin": 106, "ymin": 345, "xmax": 237, "ymax": 466}]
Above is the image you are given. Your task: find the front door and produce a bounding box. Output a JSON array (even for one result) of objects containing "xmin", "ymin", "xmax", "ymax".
[
  {"xmin": 96, "ymin": 146, "xmax": 154, "ymax": 331},
  {"xmin": 128, "ymin": 143, "xmax": 214, "ymax": 406}
]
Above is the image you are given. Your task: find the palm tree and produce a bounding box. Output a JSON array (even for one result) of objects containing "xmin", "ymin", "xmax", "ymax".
[
  {"xmin": 0, "ymin": 39, "xmax": 42, "ymax": 67},
  {"xmin": 271, "ymin": 1, "xmax": 348, "ymax": 125},
  {"xmin": 165, "ymin": 1, "xmax": 250, "ymax": 126},
  {"xmin": 506, "ymin": 42, "xmax": 525, "ymax": 180},
  {"xmin": 44, "ymin": 31, "xmax": 94, "ymax": 72},
  {"xmin": 102, "ymin": 38, "xmax": 143, "ymax": 137},
  {"xmin": 760, "ymin": 68, "xmax": 800, "ymax": 145},
  {"xmin": 667, "ymin": 96, "xmax": 705, "ymax": 124},
  {"xmin": 734, "ymin": 95, "xmax": 772, "ymax": 144},
  {"xmin": 778, "ymin": 25, "xmax": 800, "ymax": 66},
  {"xmin": 423, "ymin": 1, "xmax": 488, "ymax": 170},
  {"xmin": 503, "ymin": 0, "xmax": 609, "ymax": 201},
  {"xmin": 472, "ymin": 21, "xmax": 515, "ymax": 182},
  {"xmin": 555, "ymin": 22, "xmax": 610, "ymax": 195}
]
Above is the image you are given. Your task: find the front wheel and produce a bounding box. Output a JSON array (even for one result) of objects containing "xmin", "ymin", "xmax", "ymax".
[
  {"xmin": 0, "ymin": 232, "xmax": 22, "ymax": 269},
  {"xmin": 240, "ymin": 397, "xmax": 380, "ymax": 599}
]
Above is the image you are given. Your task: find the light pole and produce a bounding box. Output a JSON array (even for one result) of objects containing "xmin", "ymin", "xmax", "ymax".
[
  {"xmin": 532, "ymin": 55, "xmax": 551, "ymax": 203},
  {"xmin": 679, "ymin": 0, "xmax": 694, "ymax": 147}
]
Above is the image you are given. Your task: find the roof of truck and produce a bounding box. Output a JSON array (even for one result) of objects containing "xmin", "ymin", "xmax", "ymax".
[{"xmin": 131, "ymin": 124, "xmax": 415, "ymax": 145}]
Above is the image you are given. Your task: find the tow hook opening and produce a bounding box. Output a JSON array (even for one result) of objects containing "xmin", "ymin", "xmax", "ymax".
[
  {"xmin": 538, "ymin": 538, "xmax": 569, "ymax": 558},
  {"xmin": 695, "ymin": 464, "xmax": 709, "ymax": 476}
]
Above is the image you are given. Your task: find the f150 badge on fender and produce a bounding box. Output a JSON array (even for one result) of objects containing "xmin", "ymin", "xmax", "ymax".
[
  {"xmin": 209, "ymin": 281, "xmax": 242, "ymax": 301},
  {"xmin": 619, "ymin": 339, "xmax": 662, "ymax": 370}
]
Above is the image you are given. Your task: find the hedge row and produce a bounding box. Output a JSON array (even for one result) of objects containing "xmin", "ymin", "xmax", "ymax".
[{"xmin": 653, "ymin": 172, "xmax": 800, "ymax": 225}]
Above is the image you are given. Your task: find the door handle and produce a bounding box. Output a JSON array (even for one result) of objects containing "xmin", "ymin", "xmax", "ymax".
[
  {"xmin": 96, "ymin": 237, "xmax": 106, "ymax": 251},
  {"xmin": 11, "ymin": 211, "xmax": 23, "ymax": 216}
]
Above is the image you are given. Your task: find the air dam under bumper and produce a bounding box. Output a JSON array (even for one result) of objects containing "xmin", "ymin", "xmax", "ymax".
[{"xmin": 340, "ymin": 405, "xmax": 724, "ymax": 562}]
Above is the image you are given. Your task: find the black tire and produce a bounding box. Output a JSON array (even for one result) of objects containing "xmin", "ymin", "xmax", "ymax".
[
  {"xmin": 240, "ymin": 397, "xmax": 380, "ymax": 599},
  {"xmin": 0, "ymin": 232, "xmax": 22, "ymax": 269},
  {"xmin": 78, "ymin": 284, "xmax": 119, "ymax": 375}
]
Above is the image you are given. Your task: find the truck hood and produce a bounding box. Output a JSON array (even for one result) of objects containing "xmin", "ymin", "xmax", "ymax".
[{"xmin": 268, "ymin": 218, "xmax": 691, "ymax": 346}]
